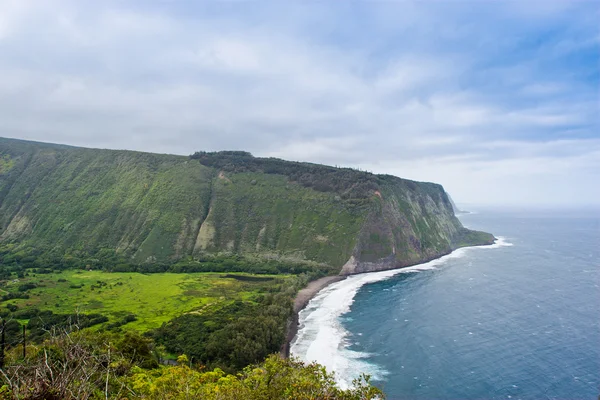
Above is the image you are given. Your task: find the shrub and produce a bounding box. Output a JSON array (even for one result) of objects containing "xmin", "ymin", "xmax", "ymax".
[
  {"xmin": 0, "ymin": 330, "xmax": 384, "ymax": 399},
  {"xmin": 17, "ymin": 283, "xmax": 36, "ymax": 292}
]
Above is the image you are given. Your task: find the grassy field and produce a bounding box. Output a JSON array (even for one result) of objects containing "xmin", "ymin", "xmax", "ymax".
[{"xmin": 2, "ymin": 270, "xmax": 291, "ymax": 331}]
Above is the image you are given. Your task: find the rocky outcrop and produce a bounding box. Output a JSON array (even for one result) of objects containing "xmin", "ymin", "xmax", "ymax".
[{"xmin": 339, "ymin": 178, "xmax": 494, "ymax": 275}]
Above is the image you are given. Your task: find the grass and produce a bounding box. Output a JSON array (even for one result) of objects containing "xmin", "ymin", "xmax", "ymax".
[
  {"xmin": 452, "ymin": 228, "xmax": 496, "ymax": 248},
  {"xmin": 0, "ymin": 154, "xmax": 14, "ymax": 174},
  {"xmin": 3, "ymin": 270, "xmax": 291, "ymax": 331}
]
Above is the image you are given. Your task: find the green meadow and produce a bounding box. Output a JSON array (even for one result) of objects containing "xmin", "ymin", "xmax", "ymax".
[{"xmin": 3, "ymin": 270, "xmax": 290, "ymax": 331}]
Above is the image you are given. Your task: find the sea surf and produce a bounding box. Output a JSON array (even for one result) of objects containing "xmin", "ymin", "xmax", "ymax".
[
  {"xmin": 290, "ymin": 236, "xmax": 512, "ymax": 388},
  {"xmin": 291, "ymin": 208, "xmax": 600, "ymax": 399}
]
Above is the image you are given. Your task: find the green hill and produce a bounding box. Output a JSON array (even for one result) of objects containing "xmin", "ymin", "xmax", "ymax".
[{"xmin": 0, "ymin": 137, "xmax": 493, "ymax": 274}]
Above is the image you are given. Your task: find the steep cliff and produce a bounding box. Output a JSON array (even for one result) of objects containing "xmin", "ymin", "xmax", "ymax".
[
  {"xmin": 0, "ymin": 137, "xmax": 493, "ymax": 273},
  {"xmin": 340, "ymin": 176, "xmax": 493, "ymax": 274}
]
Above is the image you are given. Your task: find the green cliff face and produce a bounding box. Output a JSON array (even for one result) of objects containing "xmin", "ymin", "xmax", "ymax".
[{"xmin": 0, "ymin": 137, "xmax": 494, "ymax": 274}]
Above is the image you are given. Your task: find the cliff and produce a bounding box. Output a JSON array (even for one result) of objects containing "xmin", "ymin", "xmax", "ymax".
[{"xmin": 0, "ymin": 137, "xmax": 493, "ymax": 273}]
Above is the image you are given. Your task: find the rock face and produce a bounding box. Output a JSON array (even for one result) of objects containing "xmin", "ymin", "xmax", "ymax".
[
  {"xmin": 0, "ymin": 137, "xmax": 493, "ymax": 272},
  {"xmin": 338, "ymin": 176, "xmax": 494, "ymax": 274}
]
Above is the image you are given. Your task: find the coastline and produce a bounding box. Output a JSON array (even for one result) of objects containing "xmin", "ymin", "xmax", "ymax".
[
  {"xmin": 282, "ymin": 275, "xmax": 346, "ymax": 357},
  {"xmin": 283, "ymin": 240, "xmax": 498, "ymax": 358}
]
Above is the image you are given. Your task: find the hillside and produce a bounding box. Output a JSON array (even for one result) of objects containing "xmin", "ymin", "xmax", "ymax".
[{"xmin": 0, "ymin": 137, "xmax": 493, "ymax": 274}]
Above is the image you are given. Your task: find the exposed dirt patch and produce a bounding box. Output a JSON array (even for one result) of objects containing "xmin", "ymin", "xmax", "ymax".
[
  {"xmin": 315, "ymin": 235, "xmax": 329, "ymax": 243},
  {"xmin": 218, "ymin": 171, "xmax": 231, "ymax": 183}
]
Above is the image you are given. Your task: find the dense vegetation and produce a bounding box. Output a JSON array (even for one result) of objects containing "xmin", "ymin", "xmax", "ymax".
[
  {"xmin": 0, "ymin": 245, "xmax": 336, "ymax": 279},
  {"xmin": 151, "ymin": 276, "xmax": 305, "ymax": 372},
  {"xmin": 0, "ymin": 269, "xmax": 374, "ymax": 396},
  {"xmin": 0, "ymin": 329, "xmax": 382, "ymax": 399},
  {"xmin": 0, "ymin": 137, "xmax": 495, "ymax": 397},
  {"xmin": 0, "ymin": 268, "xmax": 311, "ymax": 372},
  {"xmin": 0, "ymin": 137, "xmax": 493, "ymax": 272},
  {"xmin": 191, "ymin": 150, "xmax": 380, "ymax": 200}
]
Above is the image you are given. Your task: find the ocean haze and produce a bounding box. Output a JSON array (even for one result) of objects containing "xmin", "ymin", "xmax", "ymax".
[{"xmin": 292, "ymin": 207, "xmax": 600, "ymax": 399}]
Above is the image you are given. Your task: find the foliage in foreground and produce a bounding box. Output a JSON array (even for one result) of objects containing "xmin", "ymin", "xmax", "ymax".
[
  {"xmin": 0, "ymin": 330, "xmax": 383, "ymax": 400},
  {"xmin": 129, "ymin": 355, "xmax": 381, "ymax": 400}
]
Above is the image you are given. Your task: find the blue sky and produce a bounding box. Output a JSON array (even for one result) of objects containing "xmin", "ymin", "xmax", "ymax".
[{"xmin": 0, "ymin": 0, "xmax": 598, "ymax": 206}]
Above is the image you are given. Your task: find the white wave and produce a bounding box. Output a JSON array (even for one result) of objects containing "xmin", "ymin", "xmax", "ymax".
[
  {"xmin": 484, "ymin": 236, "xmax": 513, "ymax": 248},
  {"xmin": 290, "ymin": 239, "xmax": 509, "ymax": 388}
]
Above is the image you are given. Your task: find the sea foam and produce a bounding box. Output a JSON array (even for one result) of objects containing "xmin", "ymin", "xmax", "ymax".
[
  {"xmin": 484, "ymin": 236, "xmax": 513, "ymax": 248},
  {"xmin": 290, "ymin": 238, "xmax": 509, "ymax": 388}
]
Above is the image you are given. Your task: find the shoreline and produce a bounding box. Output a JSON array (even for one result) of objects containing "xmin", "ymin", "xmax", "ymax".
[
  {"xmin": 283, "ymin": 240, "xmax": 498, "ymax": 358},
  {"xmin": 281, "ymin": 275, "xmax": 346, "ymax": 357}
]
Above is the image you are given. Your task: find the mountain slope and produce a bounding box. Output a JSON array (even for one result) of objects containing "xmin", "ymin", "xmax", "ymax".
[{"xmin": 0, "ymin": 137, "xmax": 493, "ymax": 274}]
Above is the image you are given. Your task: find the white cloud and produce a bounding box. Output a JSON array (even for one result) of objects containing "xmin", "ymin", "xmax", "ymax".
[
  {"xmin": 520, "ymin": 83, "xmax": 566, "ymax": 96},
  {"xmin": 0, "ymin": 0, "xmax": 597, "ymax": 206},
  {"xmin": 356, "ymin": 146, "xmax": 600, "ymax": 207},
  {"xmin": 0, "ymin": 0, "xmax": 32, "ymax": 40}
]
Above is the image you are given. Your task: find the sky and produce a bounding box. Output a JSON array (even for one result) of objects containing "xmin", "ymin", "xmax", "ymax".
[{"xmin": 0, "ymin": 0, "xmax": 598, "ymax": 207}]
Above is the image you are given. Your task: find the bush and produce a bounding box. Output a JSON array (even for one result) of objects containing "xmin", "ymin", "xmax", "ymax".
[
  {"xmin": 26, "ymin": 312, "xmax": 109, "ymax": 343},
  {"xmin": 115, "ymin": 331, "xmax": 158, "ymax": 369},
  {"xmin": 1, "ymin": 292, "xmax": 30, "ymax": 301},
  {"xmin": 12, "ymin": 308, "xmax": 40, "ymax": 319},
  {"xmin": 18, "ymin": 283, "xmax": 36, "ymax": 292},
  {"xmin": 190, "ymin": 151, "xmax": 381, "ymax": 199},
  {"xmin": 128, "ymin": 354, "xmax": 383, "ymax": 399},
  {"xmin": 0, "ymin": 331, "xmax": 122, "ymax": 399}
]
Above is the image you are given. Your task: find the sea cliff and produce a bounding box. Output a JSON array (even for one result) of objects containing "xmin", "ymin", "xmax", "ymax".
[{"xmin": 0, "ymin": 137, "xmax": 493, "ymax": 271}]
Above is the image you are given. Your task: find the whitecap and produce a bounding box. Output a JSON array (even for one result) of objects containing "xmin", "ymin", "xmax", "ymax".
[
  {"xmin": 290, "ymin": 240, "xmax": 508, "ymax": 387},
  {"xmin": 486, "ymin": 236, "xmax": 514, "ymax": 248}
]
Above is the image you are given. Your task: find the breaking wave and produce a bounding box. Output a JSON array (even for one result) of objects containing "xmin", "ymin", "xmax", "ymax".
[{"xmin": 290, "ymin": 238, "xmax": 510, "ymax": 388}]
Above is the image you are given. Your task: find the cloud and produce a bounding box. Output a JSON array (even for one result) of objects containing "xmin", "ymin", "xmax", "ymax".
[{"xmin": 0, "ymin": 0, "xmax": 598, "ymax": 206}]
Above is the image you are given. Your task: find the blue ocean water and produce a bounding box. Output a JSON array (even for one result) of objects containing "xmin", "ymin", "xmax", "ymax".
[{"xmin": 291, "ymin": 208, "xmax": 600, "ymax": 399}]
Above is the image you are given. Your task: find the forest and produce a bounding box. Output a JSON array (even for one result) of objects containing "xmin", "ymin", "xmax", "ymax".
[{"xmin": 190, "ymin": 150, "xmax": 381, "ymax": 200}]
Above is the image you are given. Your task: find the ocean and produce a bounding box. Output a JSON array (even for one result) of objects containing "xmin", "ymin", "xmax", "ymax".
[{"xmin": 290, "ymin": 207, "xmax": 600, "ymax": 399}]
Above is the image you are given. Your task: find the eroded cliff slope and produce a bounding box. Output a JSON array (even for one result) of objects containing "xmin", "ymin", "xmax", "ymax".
[{"xmin": 0, "ymin": 137, "xmax": 493, "ymax": 273}]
